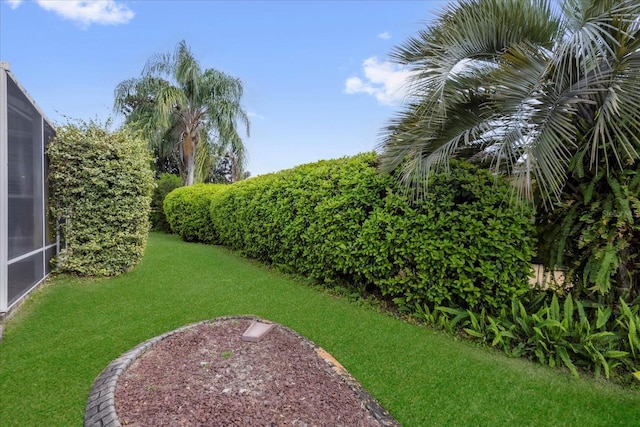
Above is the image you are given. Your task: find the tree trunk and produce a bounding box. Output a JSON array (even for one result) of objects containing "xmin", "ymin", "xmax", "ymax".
[
  {"xmin": 182, "ymin": 130, "xmax": 196, "ymax": 186},
  {"xmin": 186, "ymin": 153, "xmax": 195, "ymax": 186}
]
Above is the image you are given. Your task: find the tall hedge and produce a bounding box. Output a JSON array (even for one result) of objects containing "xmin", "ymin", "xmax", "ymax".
[
  {"xmin": 163, "ymin": 183, "xmax": 228, "ymax": 243},
  {"xmin": 48, "ymin": 121, "xmax": 154, "ymax": 276},
  {"xmin": 208, "ymin": 153, "xmax": 536, "ymax": 311}
]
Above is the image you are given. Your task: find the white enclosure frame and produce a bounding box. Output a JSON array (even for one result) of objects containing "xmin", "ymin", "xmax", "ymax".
[{"xmin": 0, "ymin": 61, "xmax": 57, "ymax": 316}]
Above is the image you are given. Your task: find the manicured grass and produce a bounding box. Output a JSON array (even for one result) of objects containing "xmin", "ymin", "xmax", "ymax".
[{"xmin": 1, "ymin": 233, "xmax": 639, "ymax": 426}]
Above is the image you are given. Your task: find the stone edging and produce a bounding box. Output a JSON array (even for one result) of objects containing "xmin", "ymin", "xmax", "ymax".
[{"xmin": 84, "ymin": 315, "xmax": 401, "ymax": 427}]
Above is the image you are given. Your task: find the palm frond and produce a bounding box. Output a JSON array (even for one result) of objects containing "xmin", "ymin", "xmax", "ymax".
[
  {"xmin": 380, "ymin": 0, "xmax": 563, "ymax": 202},
  {"xmin": 173, "ymin": 40, "xmax": 203, "ymax": 99},
  {"xmin": 379, "ymin": 0, "xmax": 640, "ymax": 208}
]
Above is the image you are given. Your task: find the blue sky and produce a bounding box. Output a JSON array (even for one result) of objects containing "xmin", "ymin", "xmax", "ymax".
[{"xmin": 1, "ymin": 0, "xmax": 450, "ymax": 176}]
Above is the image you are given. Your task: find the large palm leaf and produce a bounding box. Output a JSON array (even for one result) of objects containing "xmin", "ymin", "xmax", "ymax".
[{"xmin": 378, "ymin": 0, "xmax": 640, "ymax": 209}]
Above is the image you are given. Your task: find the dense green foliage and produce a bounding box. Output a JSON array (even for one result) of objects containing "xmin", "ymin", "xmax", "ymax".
[
  {"xmin": 380, "ymin": 0, "xmax": 640, "ymax": 206},
  {"xmin": 210, "ymin": 154, "xmax": 393, "ymax": 286},
  {"xmin": 208, "ymin": 153, "xmax": 535, "ymax": 311},
  {"xmin": 2, "ymin": 233, "xmax": 640, "ymax": 426},
  {"xmin": 150, "ymin": 173, "xmax": 182, "ymax": 232},
  {"xmin": 163, "ymin": 183, "xmax": 228, "ymax": 242},
  {"xmin": 538, "ymin": 167, "xmax": 640, "ymax": 304},
  {"xmin": 47, "ymin": 121, "xmax": 154, "ymax": 276},
  {"xmin": 358, "ymin": 161, "xmax": 535, "ymax": 310}
]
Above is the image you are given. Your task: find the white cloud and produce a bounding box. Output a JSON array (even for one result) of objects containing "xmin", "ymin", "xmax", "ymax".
[
  {"xmin": 6, "ymin": 0, "xmax": 22, "ymax": 9},
  {"xmin": 344, "ymin": 56, "xmax": 412, "ymax": 106},
  {"xmin": 8, "ymin": 0, "xmax": 134, "ymax": 28},
  {"xmin": 377, "ymin": 31, "xmax": 391, "ymax": 40}
]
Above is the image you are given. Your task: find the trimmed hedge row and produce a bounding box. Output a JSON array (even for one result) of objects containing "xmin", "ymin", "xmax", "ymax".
[
  {"xmin": 176, "ymin": 153, "xmax": 535, "ymax": 311},
  {"xmin": 210, "ymin": 154, "xmax": 392, "ymax": 286},
  {"xmin": 163, "ymin": 183, "xmax": 227, "ymax": 243},
  {"xmin": 162, "ymin": 153, "xmax": 640, "ymax": 382}
]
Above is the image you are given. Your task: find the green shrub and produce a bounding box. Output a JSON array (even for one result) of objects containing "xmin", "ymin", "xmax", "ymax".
[
  {"xmin": 151, "ymin": 174, "xmax": 182, "ymax": 232},
  {"xmin": 211, "ymin": 154, "xmax": 535, "ymax": 311},
  {"xmin": 48, "ymin": 121, "xmax": 154, "ymax": 276},
  {"xmin": 164, "ymin": 183, "xmax": 228, "ymax": 243},
  {"xmin": 299, "ymin": 155, "xmax": 393, "ymax": 287},
  {"xmin": 358, "ymin": 160, "xmax": 536, "ymax": 311}
]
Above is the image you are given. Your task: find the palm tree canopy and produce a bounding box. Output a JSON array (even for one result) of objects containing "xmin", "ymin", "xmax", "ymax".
[
  {"xmin": 114, "ymin": 40, "xmax": 250, "ymax": 185},
  {"xmin": 379, "ymin": 0, "xmax": 640, "ymax": 209}
]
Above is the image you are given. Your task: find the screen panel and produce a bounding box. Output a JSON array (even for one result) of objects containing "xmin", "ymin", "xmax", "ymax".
[
  {"xmin": 8, "ymin": 252, "xmax": 44, "ymax": 306},
  {"xmin": 7, "ymin": 76, "xmax": 43, "ymax": 259}
]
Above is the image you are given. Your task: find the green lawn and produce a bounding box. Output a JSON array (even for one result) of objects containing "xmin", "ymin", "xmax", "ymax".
[{"xmin": 1, "ymin": 233, "xmax": 639, "ymax": 426}]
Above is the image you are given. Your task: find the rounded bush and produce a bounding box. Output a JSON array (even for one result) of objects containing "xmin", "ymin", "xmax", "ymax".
[
  {"xmin": 210, "ymin": 153, "xmax": 390, "ymax": 285},
  {"xmin": 210, "ymin": 172, "xmax": 281, "ymax": 259},
  {"xmin": 164, "ymin": 183, "xmax": 228, "ymax": 243}
]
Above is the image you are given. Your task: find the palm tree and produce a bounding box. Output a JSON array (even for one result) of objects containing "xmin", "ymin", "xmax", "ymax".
[
  {"xmin": 114, "ymin": 40, "xmax": 250, "ymax": 185},
  {"xmin": 379, "ymin": 0, "xmax": 640, "ymax": 300},
  {"xmin": 380, "ymin": 0, "xmax": 640, "ymax": 206}
]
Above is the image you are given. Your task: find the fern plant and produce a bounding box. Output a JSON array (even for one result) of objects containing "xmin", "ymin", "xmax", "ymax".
[{"xmin": 538, "ymin": 168, "xmax": 640, "ymax": 305}]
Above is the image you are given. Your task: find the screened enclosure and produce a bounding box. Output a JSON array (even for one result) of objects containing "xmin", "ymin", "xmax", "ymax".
[{"xmin": 0, "ymin": 62, "xmax": 57, "ymax": 315}]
